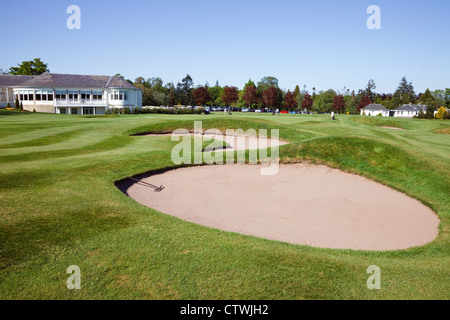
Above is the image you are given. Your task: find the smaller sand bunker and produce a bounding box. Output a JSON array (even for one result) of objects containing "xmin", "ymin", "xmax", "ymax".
[
  {"xmin": 140, "ymin": 132, "xmax": 289, "ymax": 152},
  {"xmin": 380, "ymin": 126, "xmax": 406, "ymax": 130},
  {"xmin": 121, "ymin": 165, "xmax": 439, "ymax": 251}
]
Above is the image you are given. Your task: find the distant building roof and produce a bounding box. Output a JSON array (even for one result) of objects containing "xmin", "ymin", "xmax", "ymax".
[
  {"xmin": 8, "ymin": 73, "xmax": 138, "ymax": 90},
  {"xmin": 0, "ymin": 75, "xmax": 36, "ymax": 87},
  {"xmin": 395, "ymin": 104, "xmax": 427, "ymax": 112},
  {"xmin": 363, "ymin": 104, "xmax": 388, "ymax": 111}
]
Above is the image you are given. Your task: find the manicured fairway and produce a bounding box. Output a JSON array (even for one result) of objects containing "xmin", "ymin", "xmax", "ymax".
[{"xmin": 0, "ymin": 110, "xmax": 449, "ymax": 299}]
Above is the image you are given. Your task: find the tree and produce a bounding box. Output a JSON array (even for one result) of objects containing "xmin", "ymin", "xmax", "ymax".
[
  {"xmin": 262, "ymin": 87, "xmax": 278, "ymax": 109},
  {"xmin": 444, "ymin": 88, "xmax": 450, "ymax": 107},
  {"xmin": 365, "ymin": 79, "xmax": 376, "ymax": 101},
  {"xmin": 208, "ymin": 82, "xmax": 223, "ymax": 107},
  {"xmin": 193, "ymin": 86, "xmax": 210, "ymax": 106},
  {"xmin": 358, "ymin": 96, "xmax": 372, "ymax": 112},
  {"xmin": 9, "ymin": 58, "xmax": 49, "ymax": 75},
  {"xmin": 435, "ymin": 107, "xmax": 448, "ymax": 119},
  {"xmin": 242, "ymin": 83, "xmax": 259, "ymax": 108},
  {"xmin": 176, "ymin": 74, "xmax": 194, "ymax": 107},
  {"xmin": 302, "ymin": 94, "xmax": 313, "ymax": 111},
  {"xmin": 166, "ymin": 82, "xmax": 176, "ymax": 107},
  {"xmin": 257, "ymin": 76, "xmax": 279, "ymax": 93},
  {"xmin": 222, "ymin": 86, "xmax": 239, "ymax": 107},
  {"xmin": 391, "ymin": 77, "xmax": 416, "ymax": 108},
  {"xmin": 15, "ymin": 96, "xmax": 20, "ymax": 109},
  {"xmin": 313, "ymin": 89, "xmax": 336, "ymax": 113},
  {"xmin": 293, "ymin": 85, "xmax": 301, "ymax": 98},
  {"xmin": 332, "ymin": 95, "xmax": 346, "ymax": 113},
  {"xmin": 284, "ymin": 90, "xmax": 297, "ymax": 111}
]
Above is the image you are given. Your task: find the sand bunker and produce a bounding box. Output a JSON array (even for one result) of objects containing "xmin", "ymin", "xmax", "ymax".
[
  {"xmin": 381, "ymin": 126, "xmax": 405, "ymax": 130},
  {"xmin": 121, "ymin": 164, "xmax": 439, "ymax": 251}
]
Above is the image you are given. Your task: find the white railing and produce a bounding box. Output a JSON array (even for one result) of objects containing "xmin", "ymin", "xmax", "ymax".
[{"xmin": 55, "ymin": 99, "xmax": 107, "ymax": 106}]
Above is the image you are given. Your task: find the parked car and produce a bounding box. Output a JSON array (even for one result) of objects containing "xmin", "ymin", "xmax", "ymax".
[
  {"xmin": 255, "ymin": 109, "xmax": 262, "ymax": 113},
  {"xmin": 280, "ymin": 110, "xmax": 288, "ymax": 114},
  {"xmin": 242, "ymin": 108, "xmax": 249, "ymax": 112}
]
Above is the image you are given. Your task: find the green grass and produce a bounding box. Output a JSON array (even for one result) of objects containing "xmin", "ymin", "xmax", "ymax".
[{"xmin": 0, "ymin": 109, "xmax": 449, "ymax": 299}]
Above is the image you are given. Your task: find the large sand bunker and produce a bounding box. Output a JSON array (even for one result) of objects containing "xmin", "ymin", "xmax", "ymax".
[{"xmin": 121, "ymin": 164, "xmax": 439, "ymax": 251}]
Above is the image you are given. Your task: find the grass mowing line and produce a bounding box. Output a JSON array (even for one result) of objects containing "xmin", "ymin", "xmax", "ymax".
[{"xmin": 0, "ymin": 128, "xmax": 87, "ymax": 149}]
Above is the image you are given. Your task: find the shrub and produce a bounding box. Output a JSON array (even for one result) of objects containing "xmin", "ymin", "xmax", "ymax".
[
  {"xmin": 435, "ymin": 106, "xmax": 448, "ymax": 120},
  {"xmin": 6, "ymin": 103, "xmax": 11, "ymax": 108},
  {"xmin": 377, "ymin": 113, "xmax": 382, "ymax": 117}
]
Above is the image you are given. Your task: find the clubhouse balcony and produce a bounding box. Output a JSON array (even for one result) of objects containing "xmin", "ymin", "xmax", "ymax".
[{"xmin": 54, "ymin": 98, "xmax": 107, "ymax": 107}]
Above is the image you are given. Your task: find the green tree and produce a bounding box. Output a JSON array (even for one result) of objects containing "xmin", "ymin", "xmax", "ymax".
[
  {"xmin": 257, "ymin": 76, "xmax": 279, "ymax": 94},
  {"xmin": 176, "ymin": 74, "xmax": 194, "ymax": 107},
  {"xmin": 364, "ymin": 79, "xmax": 376, "ymax": 102},
  {"xmin": 9, "ymin": 58, "xmax": 49, "ymax": 75},
  {"xmin": 313, "ymin": 89, "xmax": 336, "ymax": 113},
  {"xmin": 391, "ymin": 77, "xmax": 416, "ymax": 108}
]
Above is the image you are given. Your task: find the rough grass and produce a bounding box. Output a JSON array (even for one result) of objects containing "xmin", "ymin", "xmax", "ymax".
[{"xmin": 0, "ymin": 110, "xmax": 449, "ymax": 300}]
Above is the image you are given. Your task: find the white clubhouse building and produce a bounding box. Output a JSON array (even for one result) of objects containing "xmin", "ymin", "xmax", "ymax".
[
  {"xmin": 0, "ymin": 73, "xmax": 142, "ymax": 114},
  {"xmin": 361, "ymin": 103, "xmax": 428, "ymax": 118}
]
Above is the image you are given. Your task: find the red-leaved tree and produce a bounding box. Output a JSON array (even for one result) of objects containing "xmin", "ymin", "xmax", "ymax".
[
  {"xmin": 222, "ymin": 86, "xmax": 239, "ymax": 107},
  {"xmin": 243, "ymin": 85, "xmax": 259, "ymax": 107},
  {"xmin": 193, "ymin": 86, "xmax": 210, "ymax": 106},
  {"xmin": 262, "ymin": 87, "xmax": 278, "ymax": 109},
  {"xmin": 302, "ymin": 94, "xmax": 313, "ymax": 111},
  {"xmin": 284, "ymin": 90, "xmax": 297, "ymax": 111},
  {"xmin": 332, "ymin": 95, "xmax": 346, "ymax": 113},
  {"xmin": 358, "ymin": 96, "xmax": 372, "ymax": 112}
]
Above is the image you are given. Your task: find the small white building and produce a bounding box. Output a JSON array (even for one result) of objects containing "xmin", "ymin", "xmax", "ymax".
[
  {"xmin": 0, "ymin": 73, "xmax": 142, "ymax": 114},
  {"xmin": 392, "ymin": 104, "xmax": 427, "ymax": 118},
  {"xmin": 360, "ymin": 104, "xmax": 390, "ymax": 117}
]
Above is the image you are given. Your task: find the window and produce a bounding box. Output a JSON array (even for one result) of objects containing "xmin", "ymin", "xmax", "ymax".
[
  {"xmin": 56, "ymin": 90, "xmax": 67, "ymax": 100},
  {"xmin": 68, "ymin": 91, "xmax": 79, "ymax": 100},
  {"xmin": 93, "ymin": 91, "xmax": 103, "ymax": 100},
  {"xmin": 28, "ymin": 90, "xmax": 33, "ymax": 101},
  {"xmin": 19, "ymin": 90, "xmax": 25, "ymax": 101},
  {"xmin": 60, "ymin": 108, "xmax": 66, "ymax": 114},
  {"xmin": 71, "ymin": 108, "xmax": 78, "ymax": 115},
  {"xmin": 36, "ymin": 90, "xmax": 42, "ymax": 101},
  {"xmin": 47, "ymin": 91, "xmax": 53, "ymax": 101},
  {"xmin": 81, "ymin": 91, "xmax": 91, "ymax": 100},
  {"xmin": 110, "ymin": 90, "xmax": 127, "ymax": 101}
]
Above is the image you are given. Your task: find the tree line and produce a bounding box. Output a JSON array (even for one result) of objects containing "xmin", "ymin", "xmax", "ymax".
[
  {"xmin": 133, "ymin": 74, "xmax": 450, "ymax": 115},
  {"xmin": 3, "ymin": 59, "xmax": 449, "ymax": 115}
]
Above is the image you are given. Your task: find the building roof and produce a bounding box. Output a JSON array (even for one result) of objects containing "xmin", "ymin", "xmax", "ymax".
[
  {"xmin": 7, "ymin": 73, "xmax": 138, "ymax": 90},
  {"xmin": 395, "ymin": 104, "xmax": 427, "ymax": 112},
  {"xmin": 0, "ymin": 75, "xmax": 36, "ymax": 87},
  {"xmin": 363, "ymin": 104, "xmax": 388, "ymax": 111}
]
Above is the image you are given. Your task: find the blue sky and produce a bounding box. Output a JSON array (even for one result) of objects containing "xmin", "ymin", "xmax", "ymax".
[{"xmin": 2, "ymin": 0, "xmax": 449, "ymax": 93}]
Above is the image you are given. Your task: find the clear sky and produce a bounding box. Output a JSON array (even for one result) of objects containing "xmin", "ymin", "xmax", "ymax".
[{"xmin": 1, "ymin": 0, "xmax": 449, "ymax": 93}]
